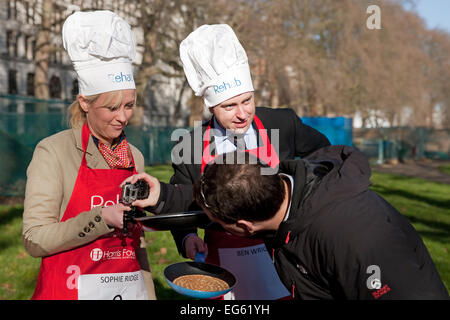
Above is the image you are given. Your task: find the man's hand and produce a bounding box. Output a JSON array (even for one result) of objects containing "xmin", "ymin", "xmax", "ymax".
[
  {"xmin": 120, "ymin": 173, "xmax": 161, "ymax": 208},
  {"xmin": 185, "ymin": 234, "xmax": 208, "ymax": 261}
]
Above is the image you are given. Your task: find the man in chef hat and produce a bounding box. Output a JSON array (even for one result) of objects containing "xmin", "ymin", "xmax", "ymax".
[{"xmin": 124, "ymin": 24, "xmax": 330, "ymax": 300}]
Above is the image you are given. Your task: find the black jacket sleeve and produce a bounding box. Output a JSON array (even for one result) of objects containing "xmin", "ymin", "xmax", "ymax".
[
  {"xmin": 144, "ymin": 131, "xmax": 201, "ymax": 257},
  {"xmin": 145, "ymin": 159, "xmax": 198, "ymax": 215},
  {"xmin": 144, "ymin": 165, "xmax": 199, "ymax": 257},
  {"xmin": 169, "ymin": 162, "xmax": 201, "ymax": 257}
]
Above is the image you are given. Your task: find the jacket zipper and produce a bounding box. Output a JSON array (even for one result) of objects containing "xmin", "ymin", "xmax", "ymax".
[
  {"xmin": 291, "ymin": 280, "xmax": 295, "ymax": 298},
  {"xmin": 285, "ymin": 231, "xmax": 291, "ymax": 244}
]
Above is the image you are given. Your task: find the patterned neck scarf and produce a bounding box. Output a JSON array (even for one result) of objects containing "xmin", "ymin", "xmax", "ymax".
[{"xmin": 96, "ymin": 134, "xmax": 133, "ymax": 169}]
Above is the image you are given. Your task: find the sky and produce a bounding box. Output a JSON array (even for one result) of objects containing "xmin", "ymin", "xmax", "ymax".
[{"xmin": 411, "ymin": 0, "xmax": 450, "ymax": 32}]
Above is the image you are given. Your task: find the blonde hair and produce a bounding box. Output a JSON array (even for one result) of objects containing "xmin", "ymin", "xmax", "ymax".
[{"xmin": 67, "ymin": 90, "xmax": 124, "ymax": 128}]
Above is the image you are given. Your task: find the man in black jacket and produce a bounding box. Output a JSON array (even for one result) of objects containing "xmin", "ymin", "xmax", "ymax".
[
  {"xmin": 125, "ymin": 24, "xmax": 329, "ymax": 299},
  {"xmin": 192, "ymin": 147, "xmax": 449, "ymax": 299}
]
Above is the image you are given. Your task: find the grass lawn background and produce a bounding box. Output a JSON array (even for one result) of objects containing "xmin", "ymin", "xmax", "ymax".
[{"xmin": 0, "ymin": 165, "xmax": 448, "ymax": 299}]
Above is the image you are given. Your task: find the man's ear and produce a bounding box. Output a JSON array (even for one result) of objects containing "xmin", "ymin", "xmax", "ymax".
[
  {"xmin": 78, "ymin": 94, "xmax": 90, "ymax": 113},
  {"xmin": 236, "ymin": 220, "xmax": 257, "ymax": 235}
]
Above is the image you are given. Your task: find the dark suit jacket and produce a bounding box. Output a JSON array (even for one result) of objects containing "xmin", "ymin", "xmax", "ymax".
[{"xmin": 149, "ymin": 107, "xmax": 331, "ymax": 256}]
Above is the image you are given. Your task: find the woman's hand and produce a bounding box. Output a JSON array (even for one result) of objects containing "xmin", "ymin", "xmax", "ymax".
[
  {"xmin": 120, "ymin": 173, "xmax": 161, "ymax": 208},
  {"xmin": 101, "ymin": 203, "xmax": 132, "ymax": 229}
]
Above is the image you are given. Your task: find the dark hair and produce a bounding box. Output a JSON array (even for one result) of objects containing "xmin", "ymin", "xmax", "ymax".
[{"xmin": 193, "ymin": 152, "xmax": 285, "ymax": 224}]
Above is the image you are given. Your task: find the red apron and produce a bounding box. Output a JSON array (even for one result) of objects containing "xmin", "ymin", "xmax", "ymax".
[
  {"xmin": 201, "ymin": 115, "xmax": 290, "ymax": 300},
  {"xmin": 32, "ymin": 123, "xmax": 148, "ymax": 300}
]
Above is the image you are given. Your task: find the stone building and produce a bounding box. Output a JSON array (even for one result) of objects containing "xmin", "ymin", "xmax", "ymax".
[
  {"xmin": 0, "ymin": 0, "xmax": 178, "ymax": 127},
  {"xmin": 0, "ymin": 0, "xmax": 75, "ymax": 101}
]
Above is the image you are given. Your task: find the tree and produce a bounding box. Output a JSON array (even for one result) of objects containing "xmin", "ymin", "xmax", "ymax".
[{"xmin": 34, "ymin": 0, "xmax": 53, "ymax": 99}]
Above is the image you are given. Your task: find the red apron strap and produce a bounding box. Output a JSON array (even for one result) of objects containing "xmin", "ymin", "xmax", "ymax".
[
  {"xmin": 81, "ymin": 122, "xmax": 90, "ymax": 166},
  {"xmin": 249, "ymin": 115, "xmax": 280, "ymax": 168},
  {"xmin": 201, "ymin": 120, "xmax": 215, "ymax": 173}
]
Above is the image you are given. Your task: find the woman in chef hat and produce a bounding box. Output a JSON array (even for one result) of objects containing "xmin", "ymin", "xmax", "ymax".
[{"xmin": 23, "ymin": 10, "xmax": 156, "ymax": 300}]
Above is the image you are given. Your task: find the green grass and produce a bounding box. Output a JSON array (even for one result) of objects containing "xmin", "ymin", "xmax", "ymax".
[
  {"xmin": 145, "ymin": 164, "xmax": 175, "ymax": 183},
  {"xmin": 0, "ymin": 166, "xmax": 448, "ymax": 299},
  {"xmin": 439, "ymin": 164, "xmax": 450, "ymax": 175},
  {"xmin": 370, "ymin": 171, "xmax": 450, "ymax": 291},
  {"xmin": 0, "ymin": 204, "xmax": 41, "ymax": 299}
]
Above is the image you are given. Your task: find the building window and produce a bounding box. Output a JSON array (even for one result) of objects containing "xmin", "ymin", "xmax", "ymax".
[
  {"xmin": 26, "ymin": 1, "xmax": 31, "ymax": 24},
  {"xmin": 49, "ymin": 75, "xmax": 61, "ymax": 98},
  {"xmin": 7, "ymin": 30, "xmax": 19, "ymax": 57},
  {"xmin": 15, "ymin": 32, "xmax": 19, "ymax": 57},
  {"xmin": 8, "ymin": 69, "xmax": 18, "ymax": 94},
  {"xmin": 7, "ymin": 1, "xmax": 11, "ymax": 19},
  {"xmin": 27, "ymin": 73, "xmax": 35, "ymax": 96},
  {"xmin": 6, "ymin": 31, "xmax": 16, "ymax": 57},
  {"xmin": 7, "ymin": 0, "xmax": 17, "ymax": 20},
  {"xmin": 32, "ymin": 39, "xmax": 36, "ymax": 59},
  {"xmin": 31, "ymin": 1, "xmax": 36, "ymax": 24}
]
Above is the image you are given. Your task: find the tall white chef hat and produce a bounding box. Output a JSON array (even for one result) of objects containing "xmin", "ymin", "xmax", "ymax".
[
  {"xmin": 62, "ymin": 10, "xmax": 136, "ymax": 96},
  {"xmin": 180, "ymin": 24, "xmax": 254, "ymax": 108}
]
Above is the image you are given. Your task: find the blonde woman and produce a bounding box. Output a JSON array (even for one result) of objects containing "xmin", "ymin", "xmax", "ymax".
[{"xmin": 22, "ymin": 10, "xmax": 155, "ymax": 300}]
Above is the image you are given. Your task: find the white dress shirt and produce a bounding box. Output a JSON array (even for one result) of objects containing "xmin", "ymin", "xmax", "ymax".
[{"xmin": 212, "ymin": 117, "xmax": 258, "ymax": 155}]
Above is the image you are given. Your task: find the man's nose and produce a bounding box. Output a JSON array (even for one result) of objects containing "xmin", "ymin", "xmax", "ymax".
[{"xmin": 235, "ymin": 105, "xmax": 246, "ymax": 119}]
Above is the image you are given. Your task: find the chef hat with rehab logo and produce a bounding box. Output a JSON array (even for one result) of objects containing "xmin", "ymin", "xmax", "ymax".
[
  {"xmin": 180, "ymin": 24, "xmax": 254, "ymax": 108},
  {"xmin": 62, "ymin": 10, "xmax": 136, "ymax": 96}
]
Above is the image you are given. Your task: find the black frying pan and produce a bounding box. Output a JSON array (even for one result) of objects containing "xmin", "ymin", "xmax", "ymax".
[{"xmin": 136, "ymin": 211, "xmax": 220, "ymax": 231}]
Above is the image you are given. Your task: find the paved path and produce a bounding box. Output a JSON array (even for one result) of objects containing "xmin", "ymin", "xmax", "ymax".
[{"xmin": 372, "ymin": 160, "xmax": 450, "ymax": 184}]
